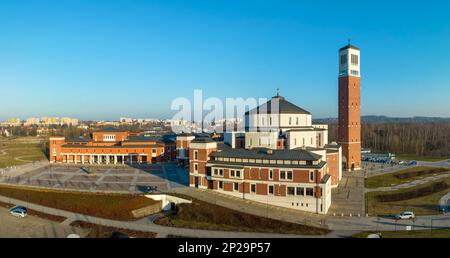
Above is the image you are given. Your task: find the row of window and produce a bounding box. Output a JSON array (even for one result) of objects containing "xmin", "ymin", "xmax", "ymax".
[
  {"xmin": 340, "ymin": 54, "xmax": 359, "ymax": 65},
  {"xmin": 293, "ymin": 137, "xmax": 314, "ymax": 146},
  {"xmin": 217, "ymin": 181, "xmax": 317, "ymax": 197},
  {"xmin": 257, "ymin": 116, "xmax": 304, "ymax": 126},
  {"xmin": 213, "ymin": 156, "xmax": 318, "ymax": 166},
  {"xmin": 66, "ymin": 148, "xmax": 158, "ymax": 154},
  {"xmin": 103, "ymin": 135, "xmax": 116, "ymax": 141},
  {"xmin": 350, "ymin": 70, "xmax": 359, "ymax": 76},
  {"xmin": 212, "ymin": 168, "xmax": 316, "ymax": 182},
  {"xmin": 213, "ymin": 168, "xmax": 242, "ymax": 178}
]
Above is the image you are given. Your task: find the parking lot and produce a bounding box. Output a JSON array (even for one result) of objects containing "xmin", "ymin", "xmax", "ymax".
[
  {"xmin": 0, "ymin": 163, "xmax": 189, "ymax": 194},
  {"xmin": 0, "ymin": 206, "xmax": 88, "ymax": 238}
]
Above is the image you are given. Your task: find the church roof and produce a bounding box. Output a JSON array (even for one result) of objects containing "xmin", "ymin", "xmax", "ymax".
[
  {"xmin": 245, "ymin": 95, "xmax": 311, "ymax": 115},
  {"xmin": 339, "ymin": 44, "xmax": 360, "ymax": 51}
]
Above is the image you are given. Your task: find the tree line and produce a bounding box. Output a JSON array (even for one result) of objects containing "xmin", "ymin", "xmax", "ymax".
[{"xmin": 328, "ymin": 122, "xmax": 450, "ymax": 157}]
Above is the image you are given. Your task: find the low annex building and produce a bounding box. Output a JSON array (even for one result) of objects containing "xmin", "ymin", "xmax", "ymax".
[{"xmin": 49, "ymin": 127, "xmax": 176, "ymax": 165}]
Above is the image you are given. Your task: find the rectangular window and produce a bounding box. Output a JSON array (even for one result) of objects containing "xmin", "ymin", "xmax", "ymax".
[
  {"xmin": 218, "ymin": 181, "xmax": 223, "ymax": 189},
  {"xmin": 287, "ymin": 171, "xmax": 293, "ymax": 180},
  {"xmin": 233, "ymin": 182, "xmax": 239, "ymax": 191},
  {"xmin": 251, "ymin": 184, "xmax": 256, "ymax": 193},
  {"xmin": 236, "ymin": 170, "xmax": 241, "ymax": 178},
  {"xmin": 230, "ymin": 170, "xmax": 235, "ymax": 177},
  {"xmin": 340, "ymin": 54, "xmax": 347, "ymax": 64},
  {"xmin": 268, "ymin": 185, "xmax": 274, "ymax": 195},
  {"xmin": 289, "ymin": 117, "xmax": 292, "ymax": 125},
  {"xmin": 296, "ymin": 117, "xmax": 299, "ymax": 125},
  {"xmin": 194, "ymin": 150, "xmax": 198, "ymax": 160},
  {"xmin": 269, "ymin": 170, "xmax": 273, "ymax": 180},
  {"xmin": 280, "ymin": 171, "xmax": 286, "ymax": 180},
  {"xmin": 310, "ymin": 171, "xmax": 314, "ymax": 182},
  {"xmin": 296, "ymin": 187, "xmax": 304, "ymax": 196},
  {"xmin": 306, "ymin": 187, "xmax": 314, "ymax": 196},
  {"xmin": 219, "ymin": 169, "xmax": 223, "ymax": 176},
  {"xmin": 287, "ymin": 187, "xmax": 295, "ymax": 196},
  {"xmin": 351, "ymin": 54, "xmax": 359, "ymax": 65},
  {"xmin": 194, "ymin": 163, "xmax": 198, "ymax": 172}
]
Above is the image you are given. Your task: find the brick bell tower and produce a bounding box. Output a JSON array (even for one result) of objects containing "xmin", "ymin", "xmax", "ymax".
[{"xmin": 338, "ymin": 43, "xmax": 361, "ymax": 171}]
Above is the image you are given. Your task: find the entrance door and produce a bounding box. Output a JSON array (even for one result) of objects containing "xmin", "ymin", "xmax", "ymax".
[{"xmin": 194, "ymin": 176, "xmax": 199, "ymax": 188}]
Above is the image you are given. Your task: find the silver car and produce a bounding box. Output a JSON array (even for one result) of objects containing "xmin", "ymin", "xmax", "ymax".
[
  {"xmin": 10, "ymin": 206, "xmax": 28, "ymax": 218},
  {"xmin": 395, "ymin": 211, "xmax": 415, "ymax": 220}
]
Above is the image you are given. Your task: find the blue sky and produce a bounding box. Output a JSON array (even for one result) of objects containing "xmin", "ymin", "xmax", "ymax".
[{"xmin": 1, "ymin": 0, "xmax": 449, "ymax": 121}]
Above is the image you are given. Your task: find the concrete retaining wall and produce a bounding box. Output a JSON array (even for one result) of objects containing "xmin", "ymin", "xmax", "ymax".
[
  {"xmin": 145, "ymin": 194, "xmax": 192, "ymax": 211},
  {"xmin": 131, "ymin": 201, "xmax": 162, "ymax": 218}
]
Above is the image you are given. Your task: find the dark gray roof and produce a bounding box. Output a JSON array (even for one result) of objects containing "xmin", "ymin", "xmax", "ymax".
[
  {"xmin": 321, "ymin": 174, "xmax": 331, "ymax": 184},
  {"xmin": 210, "ymin": 147, "xmax": 321, "ymax": 161},
  {"xmin": 62, "ymin": 144, "xmax": 161, "ymax": 149},
  {"xmin": 65, "ymin": 138, "xmax": 92, "ymax": 143},
  {"xmin": 125, "ymin": 135, "xmax": 151, "ymax": 142},
  {"xmin": 96, "ymin": 127, "xmax": 125, "ymax": 132},
  {"xmin": 339, "ymin": 44, "xmax": 360, "ymax": 51},
  {"xmin": 207, "ymin": 160, "xmax": 326, "ymax": 169},
  {"xmin": 288, "ymin": 127, "xmax": 327, "ymax": 132},
  {"xmin": 245, "ymin": 96, "xmax": 310, "ymax": 115},
  {"xmin": 177, "ymin": 132, "xmax": 194, "ymax": 137},
  {"xmin": 191, "ymin": 136, "xmax": 215, "ymax": 143},
  {"xmin": 124, "ymin": 134, "xmax": 175, "ymax": 144}
]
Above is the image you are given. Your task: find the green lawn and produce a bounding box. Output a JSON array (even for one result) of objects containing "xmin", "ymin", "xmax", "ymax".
[
  {"xmin": 0, "ymin": 184, "xmax": 160, "ymax": 220},
  {"xmin": 366, "ymin": 178, "xmax": 450, "ymax": 216},
  {"xmin": 352, "ymin": 228, "xmax": 450, "ymax": 238},
  {"xmin": 155, "ymin": 194, "xmax": 330, "ymax": 235},
  {"xmin": 396, "ymin": 154, "xmax": 449, "ymax": 162},
  {"xmin": 366, "ymin": 166, "xmax": 450, "ymax": 188},
  {"xmin": 0, "ymin": 137, "xmax": 47, "ymax": 168}
]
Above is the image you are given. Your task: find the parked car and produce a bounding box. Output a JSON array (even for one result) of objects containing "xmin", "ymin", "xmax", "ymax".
[
  {"xmin": 110, "ymin": 232, "xmax": 129, "ymax": 238},
  {"xmin": 395, "ymin": 211, "xmax": 415, "ymax": 220},
  {"xmin": 10, "ymin": 206, "xmax": 28, "ymax": 218},
  {"xmin": 408, "ymin": 161, "xmax": 417, "ymax": 166}
]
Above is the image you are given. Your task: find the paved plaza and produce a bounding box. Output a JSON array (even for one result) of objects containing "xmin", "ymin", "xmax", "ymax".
[{"xmin": 0, "ymin": 163, "xmax": 189, "ymax": 194}]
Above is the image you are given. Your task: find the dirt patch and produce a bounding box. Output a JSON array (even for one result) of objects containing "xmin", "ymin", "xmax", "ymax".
[
  {"xmin": 377, "ymin": 182, "xmax": 449, "ymax": 202},
  {"xmin": 395, "ymin": 167, "xmax": 448, "ymax": 179},
  {"xmin": 71, "ymin": 221, "xmax": 156, "ymax": 238}
]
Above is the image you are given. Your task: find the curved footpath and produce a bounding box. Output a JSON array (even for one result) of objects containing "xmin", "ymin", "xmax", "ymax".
[
  {"xmin": 440, "ymin": 193, "xmax": 450, "ymax": 212},
  {"xmin": 365, "ymin": 172, "xmax": 450, "ymax": 193},
  {"xmin": 0, "ymin": 194, "xmax": 325, "ymax": 238},
  {"xmin": 1, "ymin": 192, "xmax": 449, "ymax": 238}
]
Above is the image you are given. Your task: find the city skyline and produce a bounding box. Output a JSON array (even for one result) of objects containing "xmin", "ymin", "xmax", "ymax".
[{"xmin": 1, "ymin": 0, "xmax": 450, "ymax": 121}]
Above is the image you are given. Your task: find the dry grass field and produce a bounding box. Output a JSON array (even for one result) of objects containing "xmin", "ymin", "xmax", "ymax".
[
  {"xmin": 70, "ymin": 221, "xmax": 157, "ymax": 238},
  {"xmin": 366, "ymin": 178, "xmax": 450, "ymax": 216},
  {"xmin": 0, "ymin": 137, "xmax": 47, "ymax": 168},
  {"xmin": 155, "ymin": 196, "xmax": 331, "ymax": 235},
  {"xmin": 365, "ymin": 166, "xmax": 449, "ymax": 188},
  {"xmin": 0, "ymin": 185, "xmax": 160, "ymax": 220}
]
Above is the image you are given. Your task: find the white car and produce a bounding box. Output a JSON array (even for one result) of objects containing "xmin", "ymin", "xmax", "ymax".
[
  {"xmin": 395, "ymin": 211, "xmax": 415, "ymax": 220},
  {"xmin": 10, "ymin": 206, "xmax": 28, "ymax": 218}
]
